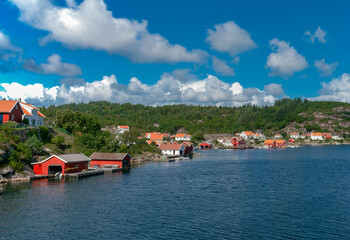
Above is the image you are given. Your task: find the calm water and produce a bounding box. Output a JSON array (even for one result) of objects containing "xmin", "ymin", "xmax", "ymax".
[{"xmin": 2, "ymin": 146, "xmax": 350, "ymax": 239}]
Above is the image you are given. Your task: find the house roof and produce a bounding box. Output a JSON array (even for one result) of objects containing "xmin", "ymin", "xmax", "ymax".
[
  {"xmin": 158, "ymin": 143, "xmax": 183, "ymax": 150},
  {"xmin": 291, "ymin": 132, "xmax": 299, "ymax": 135},
  {"xmin": 233, "ymin": 136, "xmax": 245, "ymax": 141},
  {"xmin": 118, "ymin": 125, "xmax": 129, "ymax": 129},
  {"xmin": 19, "ymin": 102, "xmax": 46, "ymax": 117},
  {"xmin": 264, "ymin": 140, "xmax": 275, "ymax": 144},
  {"xmin": 0, "ymin": 100, "xmax": 21, "ymax": 113},
  {"xmin": 243, "ymin": 131, "xmax": 255, "ymax": 136},
  {"xmin": 150, "ymin": 133, "xmax": 163, "ymax": 140},
  {"xmin": 162, "ymin": 133, "xmax": 170, "ymax": 137},
  {"xmin": 90, "ymin": 152, "xmax": 131, "ymax": 160},
  {"xmin": 32, "ymin": 153, "xmax": 90, "ymax": 165},
  {"xmin": 312, "ymin": 133, "xmax": 322, "ymax": 136},
  {"xmin": 175, "ymin": 133, "xmax": 187, "ymax": 138},
  {"xmin": 20, "ymin": 102, "xmax": 39, "ymax": 110},
  {"xmin": 275, "ymin": 140, "xmax": 286, "ymax": 144}
]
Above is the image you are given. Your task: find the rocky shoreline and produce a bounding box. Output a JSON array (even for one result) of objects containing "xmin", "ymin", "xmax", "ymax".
[{"xmin": 0, "ymin": 165, "xmax": 34, "ymax": 184}]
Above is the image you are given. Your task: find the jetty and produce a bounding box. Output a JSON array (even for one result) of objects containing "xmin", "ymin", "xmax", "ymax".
[{"xmin": 64, "ymin": 169, "xmax": 104, "ymax": 179}]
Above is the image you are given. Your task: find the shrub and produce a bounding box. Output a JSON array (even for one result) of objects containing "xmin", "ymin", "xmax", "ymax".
[
  {"xmin": 9, "ymin": 159, "xmax": 24, "ymax": 172},
  {"xmin": 25, "ymin": 135, "xmax": 43, "ymax": 155},
  {"xmin": 39, "ymin": 126, "xmax": 50, "ymax": 142},
  {"xmin": 52, "ymin": 135, "xmax": 65, "ymax": 146}
]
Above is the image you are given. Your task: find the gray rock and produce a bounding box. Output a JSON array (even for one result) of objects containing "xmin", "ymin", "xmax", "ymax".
[
  {"xmin": 0, "ymin": 166, "xmax": 14, "ymax": 175},
  {"xmin": 0, "ymin": 174, "xmax": 6, "ymax": 183},
  {"xmin": 23, "ymin": 165, "xmax": 35, "ymax": 177},
  {"xmin": 9, "ymin": 172, "xmax": 25, "ymax": 180}
]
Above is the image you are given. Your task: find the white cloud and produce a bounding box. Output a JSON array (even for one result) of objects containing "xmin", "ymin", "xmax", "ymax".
[
  {"xmin": 314, "ymin": 58, "xmax": 338, "ymax": 77},
  {"xmin": 313, "ymin": 73, "xmax": 350, "ymax": 102},
  {"xmin": 0, "ymin": 73, "xmax": 283, "ymax": 107},
  {"xmin": 10, "ymin": 0, "xmax": 207, "ymax": 64},
  {"xmin": 266, "ymin": 38, "xmax": 308, "ymax": 78},
  {"xmin": 0, "ymin": 30, "xmax": 21, "ymax": 52},
  {"xmin": 305, "ymin": 27, "xmax": 327, "ymax": 44},
  {"xmin": 23, "ymin": 54, "xmax": 82, "ymax": 77},
  {"xmin": 211, "ymin": 56, "xmax": 235, "ymax": 76},
  {"xmin": 205, "ymin": 21, "xmax": 257, "ymax": 56},
  {"xmin": 0, "ymin": 30, "xmax": 22, "ymax": 73},
  {"xmin": 263, "ymin": 83, "xmax": 284, "ymax": 97}
]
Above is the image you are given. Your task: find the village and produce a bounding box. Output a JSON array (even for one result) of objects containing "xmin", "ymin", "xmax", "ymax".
[{"xmin": 0, "ymin": 98, "xmax": 347, "ymax": 184}]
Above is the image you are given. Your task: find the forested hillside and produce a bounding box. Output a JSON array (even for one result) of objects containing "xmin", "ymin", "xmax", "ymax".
[{"xmin": 41, "ymin": 98, "xmax": 350, "ymax": 136}]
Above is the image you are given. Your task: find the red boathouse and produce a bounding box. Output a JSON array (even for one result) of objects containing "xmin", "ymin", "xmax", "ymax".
[
  {"xmin": 0, "ymin": 99, "xmax": 24, "ymax": 124},
  {"xmin": 90, "ymin": 152, "xmax": 132, "ymax": 169},
  {"xmin": 199, "ymin": 142, "xmax": 212, "ymax": 149},
  {"xmin": 231, "ymin": 137, "xmax": 246, "ymax": 148},
  {"xmin": 32, "ymin": 153, "xmax": 90, "ymax": 176}
]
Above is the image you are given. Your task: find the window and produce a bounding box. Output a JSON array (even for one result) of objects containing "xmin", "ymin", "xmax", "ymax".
[
  {"xmin": 12, "ymin": 115, "xmax": 14, "ymax": 120},
  {"xmin": 16, "ymin": 105, "xmax": 18, "ymax": 109}
]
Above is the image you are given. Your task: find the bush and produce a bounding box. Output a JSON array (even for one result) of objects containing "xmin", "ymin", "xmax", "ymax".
[
  {"xmin": 22, "ymin": 118, "xmax": 29, "ymax": 125},
  {"xmin": 52, "ymin": 135, "xmax": 65, "ymax": 146},
  {"xmin": 25, "ymin": 135, "xmax": 43, "ymax": 155},
  {"xmin": 9, "ymin": 159, "xmax": 24, "ymax": 172},
  {"xmin": 39, "ymin": 126, "xmax": 50, "ymax": 142}
]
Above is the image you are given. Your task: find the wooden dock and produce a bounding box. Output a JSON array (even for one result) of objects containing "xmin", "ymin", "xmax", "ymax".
[
  {"xmin": 64, "ymin": 169, "xmax": 104, "ymax": 179},
  {"xmin": 31, "ymin": 175, "xmax": 55, "ymax": 180}
]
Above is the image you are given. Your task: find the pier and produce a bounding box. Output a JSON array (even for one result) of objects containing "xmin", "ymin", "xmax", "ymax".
[{"xmin": 64, "ymin": 169, "xmax": 104, "ymax": 179}]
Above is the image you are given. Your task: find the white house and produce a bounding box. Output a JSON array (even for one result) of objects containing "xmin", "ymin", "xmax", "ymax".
[
  {"xmin": 117, "ymin": 125, "xmax": 130, "ymax": 134},
  {"xmin": 158, "ymin": 143, "xmax": 185, "ymax": 156},
  {"xmin": 311, "ymin": 133, "xmax": 323, "ymax": 140},
  {"xmin": 175, "ymin": 133, "xmax": 192, "ymax": 141},
  {"xmin": 254, "ymin": 133, "xmax": 265, "ymax": 140},
  {"xmin": 290, "ymin": 132, "xmax": 300, "ymax": 139},
  {"xmin": 240, "ymin": 131, "xmax": 255, "ymax": 140},
  {"xmin": 222, "ymin": 137, "xmax": 234, "ymax": 147},
  {"xmin": 20, "ymin": 101, "xmax": 45, "ymax": 127},
  {"xmin": 332, "ymin": 135, "xmax": 343, "ymax": 140},
  {"xmin": 274, "ymin": 134, "xmax": 283, "ymax": 139}
]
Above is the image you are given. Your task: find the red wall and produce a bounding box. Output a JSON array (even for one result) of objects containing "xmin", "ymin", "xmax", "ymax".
[
  {"xmin": 91, "ymin": 160, "xmax": 123, "ymax": 168},
  {"xmin": 10, "ymin": 102, "xmax": 23, "ymax": 123},
  {"xmin": 91, "ymin": 155, "xmax": 131, "ymax": 169},
  {"xmin": 33, "ymin": 156, "xmax": 88, "ymax": 176}
]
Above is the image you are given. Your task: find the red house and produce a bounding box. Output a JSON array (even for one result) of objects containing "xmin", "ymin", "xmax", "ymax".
[
  {"xmin": 32, "ymin": 153, "xmax": 90, "ymax": 176},
  {"xmin": 288, "ymin": 139, "xmax": 295, "ymax": 143},
  {"xmin": 231, "ymin": 137, "xmax": 246, "ymax": 148},
  {"xmin": 0, "ymin": 99, "xmax": 24, "ymax": 124},
  {"xmin": 199, "ymin": 142, "xmax": 212, "ymax": 149},
  {"xmin": 264, "ymin": 139, "xmax": 276, "ymax": 148},
  {"xmin": 322, "ymin": 133, "xmax": 332, "ymax": 138},
  {"xmin": 90, "ymin": 152, "xmax": 132, "ymax": 169},
  {"xmin": 276, "ymin": 140, "xmax": 287, "ymax": 147}
]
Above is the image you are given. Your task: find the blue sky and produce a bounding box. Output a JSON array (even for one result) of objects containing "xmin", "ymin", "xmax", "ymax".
[{"xmin": 0, "ymin": 0, "xmax": 350, "ymax": 106}]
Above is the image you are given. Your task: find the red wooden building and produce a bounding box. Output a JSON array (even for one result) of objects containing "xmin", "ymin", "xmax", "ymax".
[
  {"xmin": 264, "ymin": 139, "xmax": 276, "ymax": 148},
  {"xmin": 231, "ymin": 137, "xmax": 246, "ymax": 148},
  {"xmin": 32, "ymin": 153, "xmax": 90, "ymax": 176},
  {"xmin": 0, "ymin": 99, "xmax": 24, "ymax": 124},
  {"xmin": 90, "ymin": 152, "xmax": 132, "ymax": 169},
  {"xmin": 199, "ymin": 142, "xmax": 212, "ymax": 149},
  {"xmin": 276, "ymin": 140, "xmax": 287, "ymax": 147}
]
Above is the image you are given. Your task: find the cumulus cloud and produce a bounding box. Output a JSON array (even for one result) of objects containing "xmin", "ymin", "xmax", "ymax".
[
  {"xmin": 23, "ymin": 54, "xmax": 82, "ymax": 77},
  {"xmin": 205, "ymin": 21, "xmax": 257, "ymax": 56},
  {"xmin": 212, "ymin": 56, "xmax": 235, "ymax": 76},
  {"xmin": 0, "ymin": 30, "xmax": 22, "ymax": 73},
  {"xmin": 266, "ymin": 38, "xmax": 308, "ymax": 78},
  {"xmin": 0, "ymin": 73, "xmax": 283, "ymax": 107},
  {"xmin": 263, "ymin": 83, "xmax": 284, "ymax": 97},
  {"xmin": 305, "ymin": 27, "xmax": 327, "ymax": 44},
  {"xmin": 314, "ymin": 58, "xmax": 338, "ymax": 77},
  {"xmin": 312, "ymin": 73, "xmax": 350, "ymax": 102},
  {"xmin": 10, "ymin": 0, "xmax": 207, "ymax": 64}
]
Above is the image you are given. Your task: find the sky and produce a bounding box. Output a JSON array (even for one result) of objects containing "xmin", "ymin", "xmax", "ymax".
[{"xmin": 0, "ymin": 0, "xmax": 350, "ymax": 107}]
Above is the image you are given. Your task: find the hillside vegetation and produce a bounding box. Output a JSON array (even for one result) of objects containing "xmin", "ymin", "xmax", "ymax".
[{"xmin": 41, "ymin": 98, "xmax": 350, "ymax": 137}]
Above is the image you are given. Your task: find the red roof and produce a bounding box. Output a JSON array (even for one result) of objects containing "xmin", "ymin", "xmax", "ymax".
[
  {"xmin": 158, "ymin": 143, "xmax": 183, "ymax": 150},
  {"xmin": 20, "ymin": 102, "xmax": 39, "ymax": 110},
  {"xmin": 118, "ymin": 125, "xmax": 129, "ymax": 129},
  {"xmin": 150, "ymin": 133, "xmax": 163, "ymax": 140},
  {"xmin": 37, "ymin": 111, "xmax": 46, "ymax": 118},
  {"xmin": 175, "ymin": 133, "xmax": 187, "ymax": 138},
  {"xmin": 0, "ymin": 100, "xmax": 19, "ymax": 113},
  {"xmin": 312, "ymin": 133, "xmax": 322, "ymax": 136},
  {"xmin": 264, "ymin": 139, "xmax": 275, "ymax": 144}
]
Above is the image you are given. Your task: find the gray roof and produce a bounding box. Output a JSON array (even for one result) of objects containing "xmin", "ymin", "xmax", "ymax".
[
  {"xmin": 90, "ymin": 152, "xmax": 131, "ymax": 160},
  {"xmin": 56, "ymin": 153, "xmax": 90, "ymax": 163}
]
